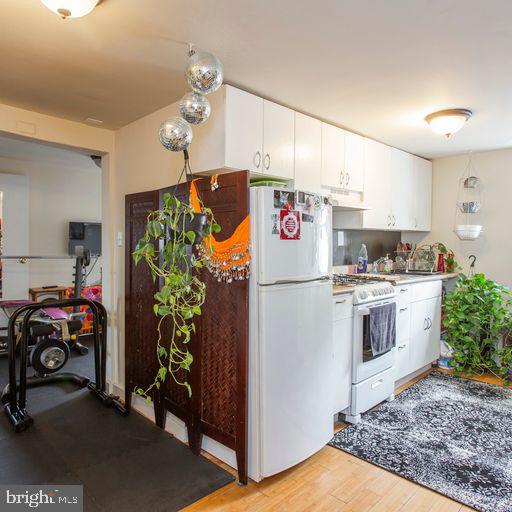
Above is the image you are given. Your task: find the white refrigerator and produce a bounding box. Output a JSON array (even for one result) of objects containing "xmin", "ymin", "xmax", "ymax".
[{"xmin": 248, "ymin": 187, "xmax": 334, "ymax": 482}]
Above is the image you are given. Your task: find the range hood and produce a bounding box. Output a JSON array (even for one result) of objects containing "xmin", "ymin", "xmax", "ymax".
[{"xmin": 329, "ymin": 190, "xmax": 370, "ymax": 211}]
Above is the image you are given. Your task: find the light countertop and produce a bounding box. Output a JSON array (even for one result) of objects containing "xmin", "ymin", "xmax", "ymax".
[{"xmin": 332, "ymin": 272, "xmax": 458, "ymax": 296}]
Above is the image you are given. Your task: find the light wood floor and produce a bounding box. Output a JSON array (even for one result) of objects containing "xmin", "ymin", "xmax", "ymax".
[{"xmin": 183, "ymin": 370, "xmax": 502, "ymax": 512}]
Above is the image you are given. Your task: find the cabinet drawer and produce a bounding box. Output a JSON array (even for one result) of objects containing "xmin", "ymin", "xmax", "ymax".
[
  {"xmin": 410, "ymin": 280, "xmax": 442, "ymax": 302},
  {"xmin": 395, "ymin": 285, "xmax": 410, "ymax": 306},
  {"xmin": 395, "ymin": 341, "xmax": 410, "ymax": 381},
  {"xmin": 351, "ymin": 366, "xmax": 395, "ymax": 415},
  {"xmin": 333, "ymin": 294, "xmax": 353, "ymax": 320}
]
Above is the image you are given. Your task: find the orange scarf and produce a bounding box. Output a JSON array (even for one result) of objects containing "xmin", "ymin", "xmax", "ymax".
[{"xmin": 190, "ymin": 178, "xmax": 250, "ymax": 282}]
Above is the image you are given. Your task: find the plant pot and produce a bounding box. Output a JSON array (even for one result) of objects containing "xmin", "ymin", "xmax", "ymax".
[{"xmin": 170, "ymin": 213, "xmax": 208, "ymax": 245}]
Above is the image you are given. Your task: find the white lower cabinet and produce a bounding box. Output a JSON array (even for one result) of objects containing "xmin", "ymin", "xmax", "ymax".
[
  {"xmin": 395, "ymin": 281, "xmax": 442, "ymax": 382},
  {"xmin": 409, "ymin": 295, "xmax": 441, "ymax": 371},
  {"xmin": 332, "ymin": 294, "xmax": 353, "ymax": 414}
]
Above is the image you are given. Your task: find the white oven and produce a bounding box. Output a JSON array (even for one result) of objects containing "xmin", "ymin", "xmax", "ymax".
[
  {"xmin": 345, "ymin": 284, "xmax": 397, "ymax": 424},
  {"xmin": 352, "ymin": 296, "xmax": 397, "ymax": 384}
]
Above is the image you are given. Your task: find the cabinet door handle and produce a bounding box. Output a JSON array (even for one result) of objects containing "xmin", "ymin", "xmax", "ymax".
[
  {"xmin": 423, "ymin": 318, "xmax": 428, "ymax": 330},
  {"xmin": 264, "ymin": 153, "xmax": 270, "ymax": 170},
  {"xmin": 392, "ymin": 215, "xmax": 396, "ymax": 226},
  {"xmin": 254, "ymin": 151, "xmax": 261, "ymax": 168},
  {"xmin": 398, "ymin": 344, "xmax": 406, "ymax": 350},
  {"xmin": 345, "ymin": 173, "xmax": 350, "ymax": 187},
  {"xmin": 340, "ymin": 170, "xmax": 345, "ymax": 186},
  {"xmin": 399, "ymin": 288, "xmax": 407, "ymax": 293},
  {"xmin": 335, "ymin": 299, "xmax": 347, "ymax": 304},
  {"xmin": 387, "ymin": 215, "xmax": 391, "ymax": 227},
  {"xmin": 427, "ymin": 317, "xmax": 432, "ymax": 329},
  {"xmin": 399, "ymin": 307, "xmax": 408, "ymax": 312}
]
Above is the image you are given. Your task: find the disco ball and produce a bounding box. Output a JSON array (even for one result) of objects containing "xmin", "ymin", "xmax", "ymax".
[
  {"xmin": 179, "ymin": 91, "xmax": 211, "ymax": 125},
  {"xmin": 159, "ymin": 117, "xmax": 193, "ymax": 152},
  {"xmin": 185, "ymin": 51, "xmax": 223, "ymax": 95}
]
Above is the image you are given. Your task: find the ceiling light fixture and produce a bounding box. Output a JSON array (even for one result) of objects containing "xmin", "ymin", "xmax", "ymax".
[
  {"xmin": 40, "ymin": 0, "xmax": 101, "ymax": 19},
  {"xmin": 424, "ymin": 109, "xmax": 472, "ymax": 138}
]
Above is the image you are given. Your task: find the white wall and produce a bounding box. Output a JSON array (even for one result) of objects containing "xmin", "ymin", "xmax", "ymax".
[
  {"xmin": 0, "ymin": 154, "xmax": 102, "ymax": 289},
  {"xmin": 409, "ymin": 148, "xmax": 512, "ymax": 288},
  {"xmin": 113, "ymin": 99, "xmax": 185, "ymax": 385}
]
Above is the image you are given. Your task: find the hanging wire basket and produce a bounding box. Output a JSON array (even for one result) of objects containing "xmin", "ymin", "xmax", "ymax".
[{"xmin": 453, "ymin": 154, "xmax": 483, "ymax": 241}]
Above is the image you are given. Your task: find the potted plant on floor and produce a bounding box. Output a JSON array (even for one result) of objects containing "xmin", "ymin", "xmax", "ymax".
[
  {"xmin": 443, "ymin": 273, "xmax": 512, "ymax": 384},
  {"xmin": 132, "ymin": 186, "xmax": 220, "ymax": 403}
]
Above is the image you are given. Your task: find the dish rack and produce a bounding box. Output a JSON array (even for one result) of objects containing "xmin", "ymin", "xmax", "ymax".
[{"xmin": 405, "ymin": 246, "xmax": 437, "ymax": 274}]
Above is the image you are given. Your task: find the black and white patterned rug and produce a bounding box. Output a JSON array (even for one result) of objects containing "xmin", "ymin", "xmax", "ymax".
[{"xmin": 329, "ymin": 372, "xmax": 512, "ymax": 512}]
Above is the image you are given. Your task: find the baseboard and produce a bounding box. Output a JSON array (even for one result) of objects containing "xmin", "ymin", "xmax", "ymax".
[
  {"xmin": 396, "ymin": 364, "xmax": 432, "ymax": 389},
  {"xmin": 113, "ymin": 385, "xmax": 237, "ymax": 471}
]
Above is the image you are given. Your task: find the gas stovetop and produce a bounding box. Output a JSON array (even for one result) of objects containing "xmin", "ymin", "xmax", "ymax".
[
  {"xmin": 332, "ymin": 274, "xmax": 396, "ymax": 304},
  {"xmin": 332, "ymin": 274, "xmax": 386, "ymax": 286}
]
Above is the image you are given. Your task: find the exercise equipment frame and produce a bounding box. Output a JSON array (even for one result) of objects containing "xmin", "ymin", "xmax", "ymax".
[{"xmin": 2, "ymin": 298, "xmax": 127, "ymax": 432}]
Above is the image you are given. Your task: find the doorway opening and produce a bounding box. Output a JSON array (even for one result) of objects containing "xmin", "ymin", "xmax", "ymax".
[{"xmin": 0, "ymin": 132, "xmax": 110, "ymax": 379}]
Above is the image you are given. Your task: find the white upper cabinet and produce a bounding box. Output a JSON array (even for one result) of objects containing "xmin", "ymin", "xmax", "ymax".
[
  {"xmin": 390, "ymin": 148, "xmax": 415, "ymax": 230},
  {"xmin": 413, "ymin": 156, "xmax": 432, "ymax": 231},
  {"xmin": 262, "ymin": 100, "xmax": 295, "ymax": 179},
  {"xmin": 194, "ymin": 85, "xmax": 432, "ymax": 233},
  {"xmin": 321, "ymin": 123, "xmax": 345, "ymax": 189},
  {"xmin": 362, "ymin": 138, "xmax": 392, "ymax": 230},
  {"xmin": 225, "ymin": 86, "xmax": 264, "ymax": 173},
  {"xmin": 294, "ymin": 112, "xmax": 322, "ymax": 193},
  {"xmin": 343, "ymin": 131, "xmax": 364, "ymax": 192},
  {"xmin": 194, "ymin": 85, "xmax": 294, "ymax": 180}
]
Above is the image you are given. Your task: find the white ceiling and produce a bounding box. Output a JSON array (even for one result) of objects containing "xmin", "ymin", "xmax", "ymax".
[
  {"xmin": 0, "ymin": 133, "xmax": 99, "ymax": 171},
  {"xmin": 1, "ymin": 0, "xmax": 512, "ymax": 158}
]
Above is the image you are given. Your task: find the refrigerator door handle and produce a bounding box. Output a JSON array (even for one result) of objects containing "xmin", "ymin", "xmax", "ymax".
[{"xmin": 264, "ymin": 276, "xmax": 331, "ymax": 286}]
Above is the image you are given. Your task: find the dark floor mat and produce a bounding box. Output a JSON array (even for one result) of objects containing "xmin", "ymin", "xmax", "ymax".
[
  {"xmin": 329, "ymin": 372, "xmax": 512, "ymax": 512},
  {"xmin": 0, "ymin": 340, "xmax": 234, "ymax": 511}
]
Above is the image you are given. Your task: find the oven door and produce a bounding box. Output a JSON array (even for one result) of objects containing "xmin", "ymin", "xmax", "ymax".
[{"xmin": 352, "ymin": 299, "xmax": 396, "ymax": 384}]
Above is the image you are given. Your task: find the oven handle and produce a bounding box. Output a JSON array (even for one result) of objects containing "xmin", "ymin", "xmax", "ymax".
[{"xmin": 357, "ymin": 302, "xmax": 395, "ymax": 316}]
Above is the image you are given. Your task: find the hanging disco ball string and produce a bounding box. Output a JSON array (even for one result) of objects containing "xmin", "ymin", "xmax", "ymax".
[{"xmin": 159, "ymin": 43, "xmax": 224, "ymax": 184}]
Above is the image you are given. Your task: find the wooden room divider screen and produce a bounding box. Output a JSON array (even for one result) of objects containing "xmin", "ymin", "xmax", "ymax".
[{"xmin": 124, "ymin": 170, "xmax": 249, "ymax": 484}]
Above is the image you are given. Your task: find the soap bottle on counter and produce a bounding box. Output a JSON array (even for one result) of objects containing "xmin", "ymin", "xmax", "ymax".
[
  {"xmin": 356, "ymin": 244, "xmax": 368, "ymax": 274},
  {"xmin": 382, "ymin": 254, "xmax": 393, "ymax": 274}
]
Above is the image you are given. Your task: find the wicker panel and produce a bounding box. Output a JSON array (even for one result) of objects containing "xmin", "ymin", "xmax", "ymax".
[
  {"xmin": 125, "ymin": 192, "xmax": 160, "ymax": 396},
  {"xmin": 199, "ymin": 278, "xmax": 242, "ymax": 435},
  {"xmin": 194, "ymin": 173, "xmax": 249, "ymax": 439},
  {"xmin": 125, "ymin": 173, "xmax": 249, "ymax": 482}
]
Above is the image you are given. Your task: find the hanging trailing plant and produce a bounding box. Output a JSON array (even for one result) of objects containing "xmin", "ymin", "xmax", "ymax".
[
  {"xmin": 443, "ymin": 273, "xmax": 512, "ymax": 384},
  {"xmin": 132, "ymin": 185, "xmax": 220, "ymax": 404},
  {"xmin": 131, "ymin": 44, "xmax": 225, "ymax": 405}
]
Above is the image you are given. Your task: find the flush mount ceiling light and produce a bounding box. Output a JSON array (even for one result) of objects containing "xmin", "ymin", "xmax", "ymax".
[
  {"xmin": 40, "ymin": 0, "xmax": 101, "ymax": 19},
  {"xmin": 424, "ymin": 109, "xmax": 472, "ymax": 138}
]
